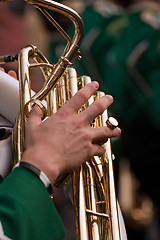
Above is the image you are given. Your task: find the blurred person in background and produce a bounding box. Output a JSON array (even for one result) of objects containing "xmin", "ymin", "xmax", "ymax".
[
  {"xmin": 72, "ymin": 0, "xmax": 160, "ymax": 239},
  {"xmin": 0, "ymin": 0, "xmax": 51, "ymax": 92},
  {"xmin": 0, "ymin": 0, "xmax": 26, "ymax": 72}
]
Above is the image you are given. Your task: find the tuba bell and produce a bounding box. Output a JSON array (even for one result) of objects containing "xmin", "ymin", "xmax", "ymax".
[{"xmin": 0, "ymin": 0, "xmax": 127, "ymax": 239}]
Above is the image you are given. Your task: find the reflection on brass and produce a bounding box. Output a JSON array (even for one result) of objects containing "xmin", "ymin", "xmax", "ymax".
[{"xmin": 1, "ymin": 0, "xmax": 122, "ymax": 239}]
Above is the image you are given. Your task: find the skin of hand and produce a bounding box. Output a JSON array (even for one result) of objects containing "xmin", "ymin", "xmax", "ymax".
[
  {"xmin": 0, "ymin": 68, "xmax": 121, "ymax": 185},
  {"xmin": 0, "ymin": 67, "xmax": 17, "ymax": 79},
  {"xmin": 21, "ymin": 81, "xmax": 121, "ymax": 185}
]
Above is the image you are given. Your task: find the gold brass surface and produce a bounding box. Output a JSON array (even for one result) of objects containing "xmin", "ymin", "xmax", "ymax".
[{"xmin": 1, "ymin": 0, "xmax": 121, "ymax": 239}]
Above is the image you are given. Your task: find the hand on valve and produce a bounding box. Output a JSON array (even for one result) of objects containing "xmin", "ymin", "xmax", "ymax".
[{"xmin": 21, "ymin": 81, "xmax": 121, "ymax": 186}]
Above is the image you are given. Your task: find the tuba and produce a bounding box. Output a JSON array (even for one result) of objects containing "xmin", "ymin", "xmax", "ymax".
[{"xmin": 0, "ymin": 0, "xmax": 127, "ymax": 239}]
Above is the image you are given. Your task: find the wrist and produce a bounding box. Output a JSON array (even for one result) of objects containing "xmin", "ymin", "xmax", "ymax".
[
  {"xmin": 20, "ymin": 146, "xmax": 61, "ymax": 186},
  {"xmin": 13, "ymin": 161, "xmax": 53, "ymax": 196}
]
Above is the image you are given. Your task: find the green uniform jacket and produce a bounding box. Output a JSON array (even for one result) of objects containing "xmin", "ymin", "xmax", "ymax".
[{"xmin": 0, "ymin": 168, "xmax": 65, "ymax": 240}]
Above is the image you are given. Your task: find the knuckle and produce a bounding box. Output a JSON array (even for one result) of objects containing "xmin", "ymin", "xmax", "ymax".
[
  {"xmin": 85, "ymin": 142, "xmax": 93, "ymax": 157},
  {"xmin": 73, "ymin": 115, "xmax": 86, "ymax": 129},
  {"xmin": 98, "ymin": 146, "xmax": 105, "ymax": 156},
  {"xmin": 79, "ymin": 90, "xmax": 89, "ymax": 103},
  {"xmin": 81, "ymin": 130, "xmax": 91, "ymax": 141},
  {"xmin": 72, "ymin": 118, "xmax": 83, "ymax": 129},
  {"xmin": 94, "ymin": 99, "xmax": 105, "ymax": 112}
]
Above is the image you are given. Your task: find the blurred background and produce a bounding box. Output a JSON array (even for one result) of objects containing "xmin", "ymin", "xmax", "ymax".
[{"xmin": 1, "ymin": 0, "xmax": 160, "ymax": 239}]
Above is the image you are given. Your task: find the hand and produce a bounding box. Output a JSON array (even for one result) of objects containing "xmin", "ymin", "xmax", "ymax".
[
  {"xmin": 21, "ymin": 81, "xmax": 121, "ymax": 185},
  {"xmin": 0, "ymin": 67, "xmax": 17, "ymax": 79}
]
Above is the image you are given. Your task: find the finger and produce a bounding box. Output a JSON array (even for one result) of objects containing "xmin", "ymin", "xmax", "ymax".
[
  {"xmin": 93, "ymin": 138, "xmax": 108, "ymax": 146},
  {"xmin": 91, "ymin": 125, "xmax": 121, "ymax": 143},
  {"xmin": 8, "ymin": 70, "xmax": 17, "ymax": 79},
  {"xmin": 91, "ymin": 144, "xmax": 106, "ymax": 156},
  {"xmin": 91, "ymin": 126, "xmax": 121, "ymax": 156},
  {"xmin": 0, "ymin": 68, "xmax": 5, "ymax": 72},
  {"xmin": 60, "ymin": 81, "xmax": 99, "ymax": 114},
  {"xmin": 26, "ymin": 105, "xmax": 43, "ymax": 132},
  {"xmin": 80, "ymin": 95, "xmax": 114, "ymax": 124}
]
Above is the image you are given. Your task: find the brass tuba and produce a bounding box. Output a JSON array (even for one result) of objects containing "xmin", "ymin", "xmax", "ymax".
[{"xmin": 0, "ymin": 0, "xmax": 127, "ymax": 239}]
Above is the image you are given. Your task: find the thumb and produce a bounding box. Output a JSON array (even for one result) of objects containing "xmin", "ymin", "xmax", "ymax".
[
  {"xmin": 25, "ymin": 105, "xmax": 43, "ymax": 149},
  {"xmin": 8, "ymin": 70, "xmax": 17, "ymax": 79},
  {"xmin": 26, "ymin": 105, "xmax": 43, "ymax": 131}
]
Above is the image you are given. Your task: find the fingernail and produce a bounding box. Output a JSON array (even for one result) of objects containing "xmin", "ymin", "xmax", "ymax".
[
  {"xmin": 107, "ymin": 95, "xmax": 113, "ymax": 101},
  {"xmin": 92, "ymin": 81, "xmax": 99, "ymax": 89},
  {"xmin": 117, "ymin": 127, "xmax": 121, "ymax": 135}
]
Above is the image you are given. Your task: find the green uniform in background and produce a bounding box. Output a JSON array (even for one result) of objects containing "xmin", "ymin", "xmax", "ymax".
[
  {"xmin": 74, "ymin": 1, "xmax": 121, "ymax": 93},
  {"xmin": 76, "ymin": 2, "xmax": 160, "ymax": 240},
  {"xmin": 76, "ymin": 1, "xmax": 160, "ymax": 128}
]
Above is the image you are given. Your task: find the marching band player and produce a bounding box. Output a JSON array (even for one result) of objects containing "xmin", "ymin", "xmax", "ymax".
[{"xmin": 0, "ymin": 69, "xmax": 121, "ymax": 240}]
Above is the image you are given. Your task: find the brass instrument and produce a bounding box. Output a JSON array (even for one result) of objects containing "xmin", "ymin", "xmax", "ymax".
[{"xmin": 0, "ymin": 0, "xmax": 126, "ymax": 239}]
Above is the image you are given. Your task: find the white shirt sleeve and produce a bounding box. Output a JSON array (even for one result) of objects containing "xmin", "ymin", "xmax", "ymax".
[{"xmin": 0, "ymin": 221, "xmax": 12, "ymax": 240}]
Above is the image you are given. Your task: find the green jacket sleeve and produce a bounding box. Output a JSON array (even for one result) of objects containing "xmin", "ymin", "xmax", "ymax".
[{"xmin": 0, "ymin": 167, "xmax": 65, "ymax": 240}]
